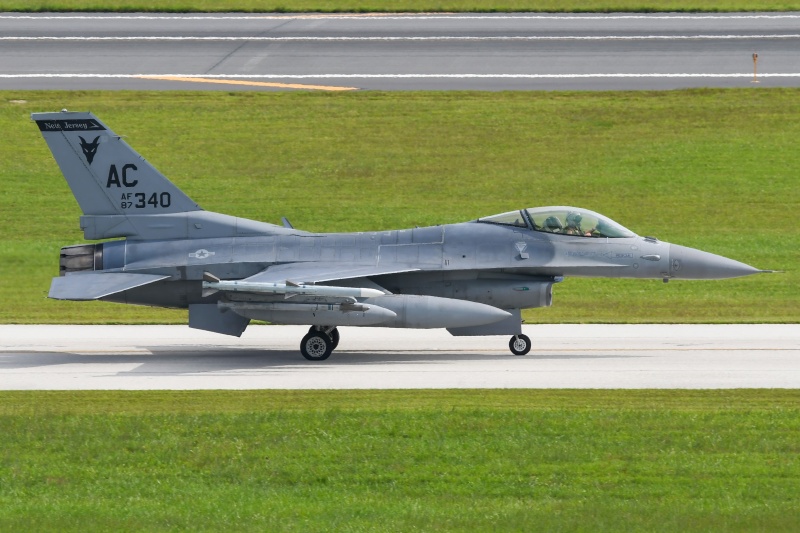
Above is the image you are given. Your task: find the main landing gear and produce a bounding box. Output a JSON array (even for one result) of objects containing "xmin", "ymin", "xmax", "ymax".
[
  {"xmin": 509, "ymin": 334, "xmax": 532, "ymax": 356},
  {"xmin": 300, "ymin": 326, "xmax": 340, "ymax": 361}
]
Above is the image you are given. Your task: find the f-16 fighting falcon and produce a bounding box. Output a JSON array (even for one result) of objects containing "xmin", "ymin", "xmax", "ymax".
[{"xmin": 34, "ymin": 111, "xmax": 768, "ymax": 360}]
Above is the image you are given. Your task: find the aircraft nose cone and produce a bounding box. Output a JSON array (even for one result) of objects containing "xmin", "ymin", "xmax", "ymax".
[{"xmin": 669, "ymin": 244, "xmax": 762, "ymax": 280}]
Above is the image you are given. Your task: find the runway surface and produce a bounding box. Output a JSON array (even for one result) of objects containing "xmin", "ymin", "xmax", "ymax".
[
  {"xmin": 1, "ymin": 12, "xmax": 799, "ymax": 90},
  {"xmin": 1, "ymin": 324, "xmax": 798, "ymax": 390}
]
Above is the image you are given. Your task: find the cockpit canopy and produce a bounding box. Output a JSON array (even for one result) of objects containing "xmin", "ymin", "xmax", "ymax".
[{"xmin": 478, "ymin": 206, "xmax": 637, "ymax": 239}]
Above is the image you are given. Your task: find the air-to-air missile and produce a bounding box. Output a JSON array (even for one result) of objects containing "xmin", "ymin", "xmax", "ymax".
[{"xmin": 201, "ymin": 272, "xmax": 385, "ymax": 299}]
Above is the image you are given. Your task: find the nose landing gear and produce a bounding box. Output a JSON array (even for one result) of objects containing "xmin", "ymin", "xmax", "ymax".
[{"xmin": 509, "ymin": 334, "xmax": 531, "ymax": 356}]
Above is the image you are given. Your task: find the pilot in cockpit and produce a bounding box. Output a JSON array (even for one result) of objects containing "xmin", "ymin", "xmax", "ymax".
[
  {"xmin": 564, "ymin": 213, "xmax": 583, "ymax": 235},
  {"xmin": 543, "ymin": 216, "xmax": 564, "ymax": 233}
]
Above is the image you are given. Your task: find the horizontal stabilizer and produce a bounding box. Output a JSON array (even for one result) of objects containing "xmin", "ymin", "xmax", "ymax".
[{"xmin": 49, "ymin": 272, "xmax": 170, "ymax": 300}]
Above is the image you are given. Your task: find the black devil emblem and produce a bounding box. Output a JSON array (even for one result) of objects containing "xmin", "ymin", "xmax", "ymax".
[{"xmin": 79, "ymin": 136, "xmax": 100, "ymax": 164}]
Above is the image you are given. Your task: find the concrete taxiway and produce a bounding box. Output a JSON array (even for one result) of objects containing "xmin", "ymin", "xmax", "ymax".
[{"xmin": 1, "ymin": 324, "xmax": 797, "ymax": 390}]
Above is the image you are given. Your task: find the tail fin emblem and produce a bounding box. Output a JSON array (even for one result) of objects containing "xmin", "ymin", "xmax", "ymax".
[{"xmin": 79, "ymin": 136, "xmax": 100, "ymax": 164}]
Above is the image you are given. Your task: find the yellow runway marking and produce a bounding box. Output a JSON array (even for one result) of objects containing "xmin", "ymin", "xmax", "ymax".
[{"xmin": 139, "ymin": 75, "xmax": 358, "ymax": 91}]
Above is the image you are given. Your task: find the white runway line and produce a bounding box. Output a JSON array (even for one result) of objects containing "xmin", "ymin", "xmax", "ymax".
[{"xmin": 3, "ymin": 34, "xmax": 800, "ymax": 41}]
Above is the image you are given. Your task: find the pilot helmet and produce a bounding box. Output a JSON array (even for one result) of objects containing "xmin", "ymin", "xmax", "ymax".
[
  {"xmin": 566, "ymin": 212, "xmax": 582, "ymax": 227},
  {"xmin": 544, "ymin": 216, "xmax": 563, "ymax": 230}
]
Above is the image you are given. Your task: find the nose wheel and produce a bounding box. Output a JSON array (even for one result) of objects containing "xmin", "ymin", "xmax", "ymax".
[
  {"xmin": 509, "ymin": 334, "xmax": 531, "ymax": 356},
  {"xmin": 300, "ymin": 326, "xmax": 339, "ymax": 361}
]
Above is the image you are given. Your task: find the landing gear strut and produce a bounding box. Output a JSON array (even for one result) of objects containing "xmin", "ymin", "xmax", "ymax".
[
  {"xmin": 509, "ymin": 334, "xmax": 531, "ymax": 356},
  {"xmin": 300, "ymin": 326, "xmax": 339, "ymax": 361}
]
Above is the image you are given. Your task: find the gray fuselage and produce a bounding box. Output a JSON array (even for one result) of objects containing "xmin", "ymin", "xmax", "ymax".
[{"xmin": 92, "ymin": 219, "xmax": 669, "ymax": 311}]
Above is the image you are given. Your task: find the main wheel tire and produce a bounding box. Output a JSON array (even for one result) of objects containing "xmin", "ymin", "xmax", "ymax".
[
  {"xmin": 300, "ymin": 332, "xmax": 333, "ymax": 361},
  {"xmin": 509, "ymin": 334, "xmax": 532, "ymax": 356}
]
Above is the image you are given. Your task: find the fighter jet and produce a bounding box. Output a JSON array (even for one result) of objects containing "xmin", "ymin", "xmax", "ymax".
[{"xmin": 34, "ymin": 111, "xmax": 767, "ymax": 360}]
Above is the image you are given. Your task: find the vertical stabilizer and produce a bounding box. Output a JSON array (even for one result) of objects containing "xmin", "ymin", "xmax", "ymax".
[{"xmin": 32, "ymin": 111, "xmax": 201, "ymax": 216}]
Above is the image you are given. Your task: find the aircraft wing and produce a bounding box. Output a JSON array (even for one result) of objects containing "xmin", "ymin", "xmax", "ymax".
[
  {"xmin": 242, "ymin": 263, "xmax": 419, "ymax": 285},
  {"xmin": 49, "ymin": 272, "xmax": 170, "ymax": 300}
]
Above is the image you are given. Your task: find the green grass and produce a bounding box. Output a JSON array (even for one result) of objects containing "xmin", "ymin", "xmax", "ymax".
[
  {"xmin": 1, "ymin": 390, "xmax": 799, "ymax": 531},
  {"xmin": 3, "ymin": 0, "xmax": 800, "ymax": 12},
  {"xmin": 0, "ymin": 89, "xmax": 797, "ymax": 324}
]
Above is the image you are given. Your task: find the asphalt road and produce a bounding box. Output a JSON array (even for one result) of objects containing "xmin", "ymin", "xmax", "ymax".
[
  {"xmin": 1, "ymin": 12, "xmax": 799, "ymax": 91},
  {"xmin": 2, "ymin": 324, "xmax": 798, "ymax": 389}
]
